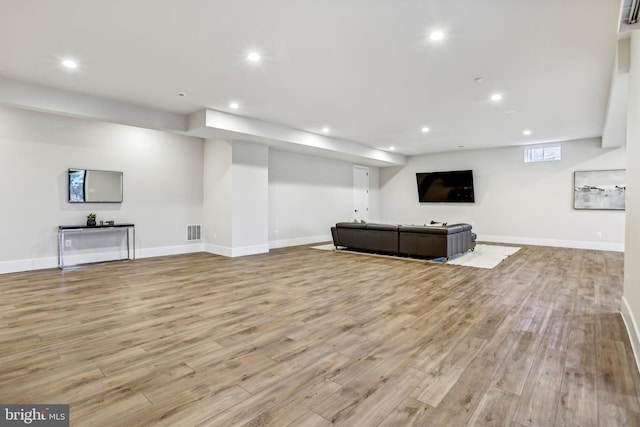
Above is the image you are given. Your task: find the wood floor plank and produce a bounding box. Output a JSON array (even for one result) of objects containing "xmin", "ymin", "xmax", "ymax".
[
  {"xmin": 466, "ymin": 386, "xmax": 519, "ymax": 427},
  {"xmin": 542, "ymin": 310, "xmax": 573, "ymax": 352},
  {"xmin": 288, "ymin": 412, "xmax": 333, "ymax": 427},
  {"xmin": 333, "ymin": 367, "xmax": 424, "ymax": 426},
  {"xmin": 204, "ymin": 352, "xmax": 350, "ymax": 426},
  {"xmin": 312, "ymin": 353, "xmax": 422, "ymax": 424},
  {"xmin": 555, "ymin": 370, "xmax": 598, "ymax": 427},
  {"xmin": 596, "ymin": 338, "xmax": 640, "ymax": 412},
  {"xmin": 598, "ymin": 402, "xmax": 640, "ymax": 427},
  {"xmin": 411, "ymin": 335, "xmax": 486, "ymax": 406},
  {"xmin": 242, "ymin": 379, "xmax": 343, "ymax": 427},
  {"xmin": 511, "ymin": 346, "xmax": 566, "ymax": 426},
  {"xmin": 378, "ymin": 397, "xmax": 434, "ymax": 427},
  {"xmin": 419, "ymin": 305, "xmax": 519, "ymax": 425},
  {"xmin": 0, "ymin": 245, "xmax": 637, "ymax": 426},
  {"xmin": 492, "ymin": 330, "xmax": 543, "ymax": 395},
  {"xmin": 565, "ymin": 314, "xmax": 597, "ymax": 372}
]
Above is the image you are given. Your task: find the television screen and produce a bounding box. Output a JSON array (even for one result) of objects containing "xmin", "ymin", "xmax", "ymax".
[{"xmin": 416, "ymin": 170, "xmax": 475, "ymax": 203}]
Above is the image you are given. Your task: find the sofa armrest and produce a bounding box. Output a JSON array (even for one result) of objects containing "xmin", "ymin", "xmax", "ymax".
[
  {"xmin": 447, "ymin": 223, "xmax": 472, "ymax": 232},
  {"xmin": 331, "ymin": 227, "xmax": 340, "ymax": 246}
]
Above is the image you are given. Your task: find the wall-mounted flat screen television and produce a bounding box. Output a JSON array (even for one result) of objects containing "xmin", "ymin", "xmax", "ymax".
[
  {"xmin": 416, "ymin": 170, "xmax": 475, "ymax": 203},
  {"xmin": 68, "ymin": 168, "xmax": 123, "ymax": 203}
]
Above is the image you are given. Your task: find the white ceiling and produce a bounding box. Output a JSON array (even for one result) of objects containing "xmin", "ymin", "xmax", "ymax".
[{"xmin": 0, "ymin": 0, "xmax": 625, "ymax": 161}]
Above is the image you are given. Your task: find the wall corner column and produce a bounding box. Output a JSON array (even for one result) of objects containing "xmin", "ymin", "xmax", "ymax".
[
  {"xmin": 203, "ymin": 139, "xmax": 269, "ymax": 257},
  {"xmin": 623, "ymin": 30, "xmax": 640, "ymax": 370}
]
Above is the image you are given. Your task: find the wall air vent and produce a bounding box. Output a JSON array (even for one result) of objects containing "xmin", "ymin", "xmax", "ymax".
[
  {"xmin": 186, "ymin": 224, "xmax": 202, "ymax": 241},
  {"xmin": 630, "ymin": 0, "xmax": 639, "ymax": 24}
]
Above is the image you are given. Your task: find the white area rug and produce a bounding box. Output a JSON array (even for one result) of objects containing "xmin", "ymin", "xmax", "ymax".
[
  {"xmin": 446, "ymin": 244, "xmax": 520, "ymax": 269},
  {"xmin": 311, "ymin": 243, "xmax": 520, "ymax": 269},
  {"xmin": 311, "ymin": 244, "xmax": 339, "ymax": 251}
]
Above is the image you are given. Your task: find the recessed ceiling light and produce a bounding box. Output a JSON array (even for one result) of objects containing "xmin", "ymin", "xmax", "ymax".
[
  {"xmin": 490, "ymin": 93, "xmax": 503, "ymax": 102},
  {"xmin": 247, "ymin": 52, "xmax": 261, "ymax": 62},
  {"xmin": 61, "ymin": 59, "xmax": 78, "ymax": 69},
  {"xmin": 322, "ymin": 127, "xmax": 330, "ymax": 133},
  {"xmin": 389, "ymin": 146, "xmax": 396, "ymax": 151},
  {"xmin": 177, "ymin": 91, "xmax": 186, "ymax": 97},
  {"xmin": 429, "ymin": 31, "xmax": 444, "ymax": 41},
  {"xmin": 458, "ymin": 145, "xmax": 465, "ymax": 148},
  {"xmin": 474, "ymin": 77, "xmax": 484, "ymax": 83},
  {"xmin": 229, "ymin": 102, "xmax": 239, "ymax": 109},
  {"xmin": 421, "ymin": 127, "xmax": 430, "ymax": 133},
  {"xmin": 523, "ymin": 129, "xmax": 532, "ymax": 136}
]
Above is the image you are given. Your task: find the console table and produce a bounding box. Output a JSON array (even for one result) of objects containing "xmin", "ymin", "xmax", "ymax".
[{"xmin": 58, "ymin": 224, "xmax": 135, "ymax": 269}]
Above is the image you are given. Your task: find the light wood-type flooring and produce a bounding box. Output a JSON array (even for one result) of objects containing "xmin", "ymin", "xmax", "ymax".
[{"xmin": 1, "ymin": 244, "xmax": 639, "ymax": 426}]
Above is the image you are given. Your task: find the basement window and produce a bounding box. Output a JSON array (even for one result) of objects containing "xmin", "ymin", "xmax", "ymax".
[{"xmin": 524, "ymin": 145, "xmax": 561, "ymax": 163}]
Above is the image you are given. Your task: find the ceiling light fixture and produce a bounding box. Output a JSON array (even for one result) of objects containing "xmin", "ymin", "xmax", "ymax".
[
  {"xmin": 322, "ymin": 127, "xmax": 330, "ymax": 133},
  {"xmin": 177, "ymin": 92, "xmax": 186, "ymax": 97},
  {"xmin": 421, "ymin": 127, "xmax": 430, "ymax": 133},
  {"xmin": 247, "ymin": 52, "xmax": 261, "ymax": 62},
  {"xmin": 229, "ymin": 102, "xmax": 239, "ymax": 109},
  {"xmin": 61, "ymin": 59, "xmax": 78, "ymax": 69},
  {"xmin": 490, "ymin": 93, "xmax": 503, "ymax": 102},
  {"xmin": 523, "ymin": 129, "xmax": 532, "ymax": 136},
  {"xmin": 429, "ymin": 30, "xmax": 444, "ymax": 41},
  {"xmin": 389, "ymin": 146, "xmax": 396, "ymax": 151}
]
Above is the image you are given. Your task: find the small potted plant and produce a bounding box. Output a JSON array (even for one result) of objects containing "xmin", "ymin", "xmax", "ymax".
[{"xmin": 86, "ymin": 213, "xmax": 97, "ymax": 227}]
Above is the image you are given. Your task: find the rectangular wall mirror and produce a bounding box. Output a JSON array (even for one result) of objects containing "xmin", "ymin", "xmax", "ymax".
[{"xmin": 68, "ymin": 168, "xmax": 123, "ymax": 203}]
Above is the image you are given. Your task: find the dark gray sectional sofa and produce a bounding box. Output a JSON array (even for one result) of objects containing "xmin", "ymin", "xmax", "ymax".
[{"xmin": 331, "ymin": 222, "xmax": 476, "ymax": 260}]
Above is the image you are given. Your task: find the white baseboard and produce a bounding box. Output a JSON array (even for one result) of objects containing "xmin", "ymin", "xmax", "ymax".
[
  {"xmin": 269, "ymin": 234, "xmax": 332, "ymax": 249},
  {"xmin": 204, "ymin": 243, "xmax": 269, "ymax": 258},
  {"xmin": 204, "ymin": 244, "xmax": 232, "ymax": 257},
  {"xmin": 621, "ymin": 296, "xmax": 640, "ymax": 373},
  {"xmin": 231, "ymin": 244, "xmax": 270, "ymax": 257},
  {"xmin": 0, "ymin": 256, "xmax": 58, "ymax": 274},
  {"xmin": 137, "ymin": 243, "xmax": 204, "ymax": 259},
  {"xmin": 203, "ymin": 235, "xmax": 332, "ymax": 258},
  {"xmin": 479, "ymin": 234, "xmax": 624, "ymax": 252},
  {"xmin": 0, "ymin": 243, "xmax": 205, "ymax": 274},
  {"xmin": 62, "ymin": 244, "xmax": 204, "ymax": 266}
]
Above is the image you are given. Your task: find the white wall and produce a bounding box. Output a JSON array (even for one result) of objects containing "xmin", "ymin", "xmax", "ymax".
[
  {"xmin": 0, "ymin": 106, "xmax": 204, "ymax": 273},
  {"xmin": 231, "ymin": 141, "xmax": 269, "ymax": 255},
  {"xmin": 203, "ymin": 139, "xmax": 233, "ymax": 250},
  {"xmin": 623, "ymin": 30, "xmax": 640, "ymax": 370},
  {"xmin": 0, "ymin": 106, "xmax": 381, "ymax": 271},
  {"xmin": 268, "ymin": 149, "xmax": 380, "ymax": 248},
  {"xmin": 380, "ymin": 138, "xmax": 626, "ymax": 250}
]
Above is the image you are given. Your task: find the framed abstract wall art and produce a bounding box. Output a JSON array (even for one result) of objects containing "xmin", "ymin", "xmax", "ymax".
[{"xmin": 573, "ymin": 169, "xmax": 626, "ymax": 210}]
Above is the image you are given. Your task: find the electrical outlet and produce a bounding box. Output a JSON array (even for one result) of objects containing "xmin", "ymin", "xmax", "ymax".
[
  {"xmin": 65, "ymin": 240, "xmax": 72, "ymax": 248},
  {"xmin": 596, "ymin": 231, "xmax": 602, "ymax": 239}
]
